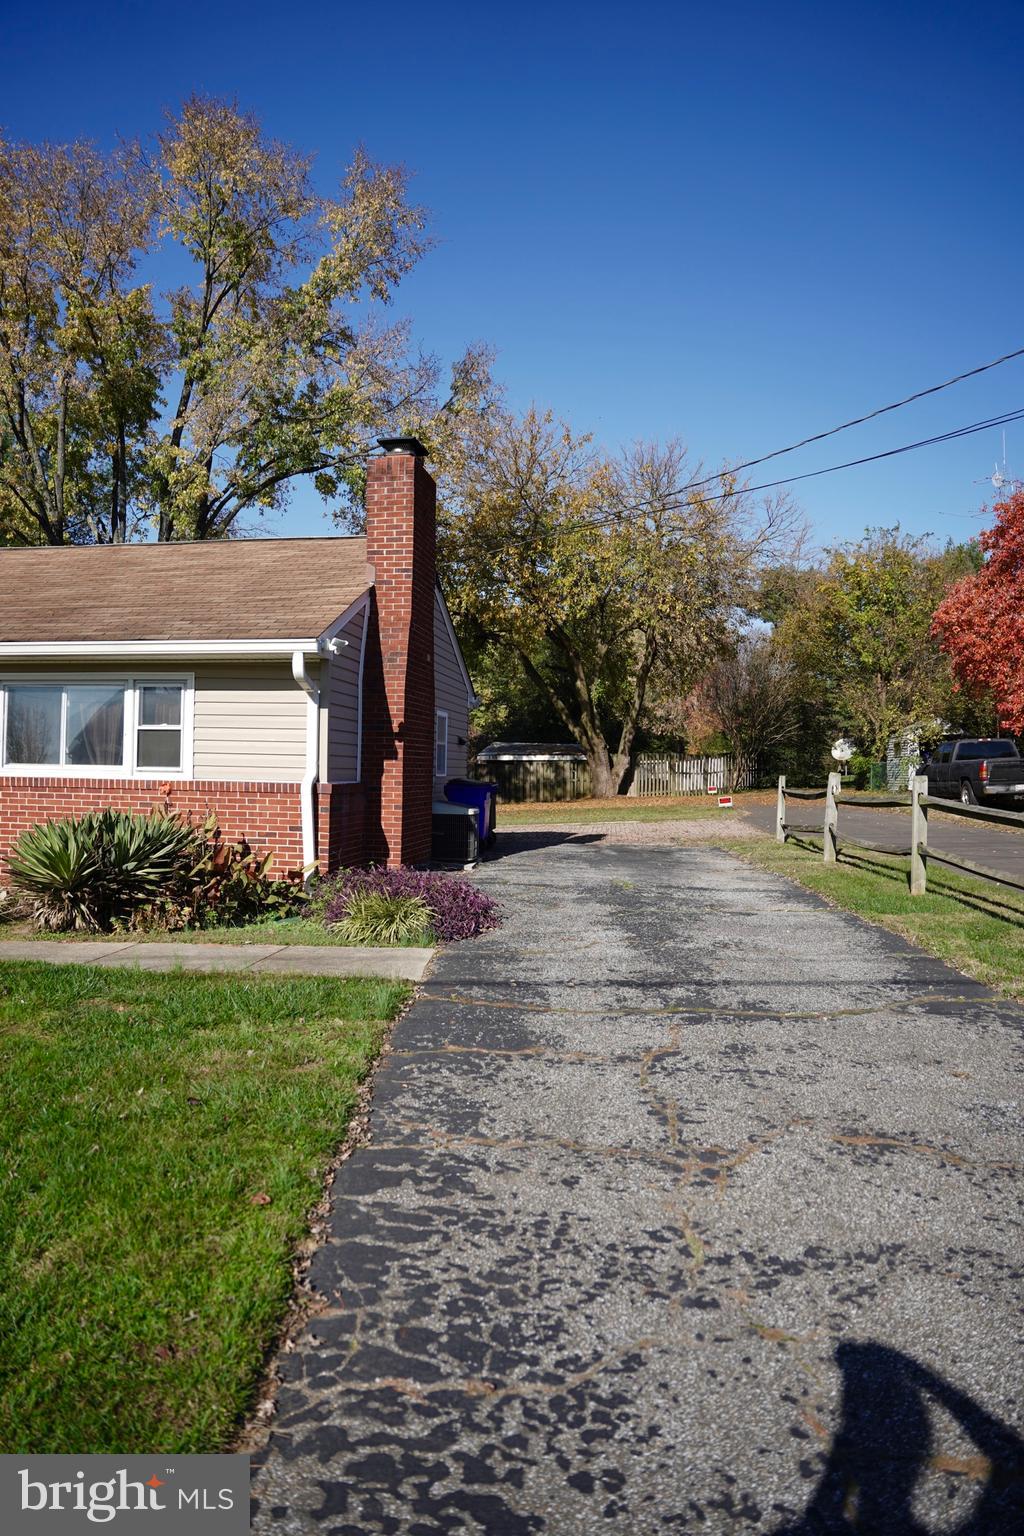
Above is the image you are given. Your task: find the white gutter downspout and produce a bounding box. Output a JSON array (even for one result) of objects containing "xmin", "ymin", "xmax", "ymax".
[{"xmin": 291, "ymin": 650, "xmax": 320, "ymax": 881}]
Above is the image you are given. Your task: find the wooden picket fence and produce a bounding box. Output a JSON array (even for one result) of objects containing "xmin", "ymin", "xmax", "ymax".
[
  {"xmin": 474, "ymin": 751, "xmax": 758, "ymax": 802},
  {"xmin": 628, "ymin": 754, "xmax": 756, "ymax": 797}
]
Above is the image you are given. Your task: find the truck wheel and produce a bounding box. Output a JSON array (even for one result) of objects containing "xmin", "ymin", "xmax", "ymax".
[{"xmin": 960, "ymin": 779, "xmax": 977, "ymax": 806}]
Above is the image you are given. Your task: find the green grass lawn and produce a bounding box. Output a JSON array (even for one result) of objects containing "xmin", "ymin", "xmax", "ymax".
[
  {"xmin": 0, "ymin": 962, "xmax": 409, "ymax": 1453},
  {"xmin": 731, "ymin": 836, "xmax": 1024, "ymax": 1003}
]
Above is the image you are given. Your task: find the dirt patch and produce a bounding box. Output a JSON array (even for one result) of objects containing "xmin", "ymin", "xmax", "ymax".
[
  {"xmin": 501, "ymin": 792, "xmax": 775, "ymax": 815},
  {"xmin": 498, "ymin": 816, "xmax": 764, "ymax": 844}
]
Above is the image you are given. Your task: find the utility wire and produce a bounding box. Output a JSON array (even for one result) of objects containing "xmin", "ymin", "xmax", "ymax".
[
  {"xmin": 682, "ymin": 405, "xmax": 1024, "ymax": 507},
  {"xmin": 558, "ymin": 406, "xmax": 1024, "ymax": 535},
  {"xmin": 456, "ymin": 406, "xmax": 1024, "ymax": 552},
  {"xmin": 564, "ymin": 343, "xmax": 1024, "ymax": 525},
  {"xmin": 432, "ymin": 346, "xmax": 1024, "ymax": 548},
  {"xmin": 549, "ymin": 342, "xmax": 1024, "ymax": 528},
  {"xmin": 673, "ymin": 342, "xmax": 1024, "ymax": 495}
]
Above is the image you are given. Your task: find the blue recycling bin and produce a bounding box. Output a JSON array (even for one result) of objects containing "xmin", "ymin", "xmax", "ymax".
[{"xmin": 444, "ymin": 779, "xmax": 497, "ymax": 846}]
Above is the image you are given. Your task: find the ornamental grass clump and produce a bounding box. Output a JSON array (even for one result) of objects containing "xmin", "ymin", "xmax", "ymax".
[
  {"xmin": 322, "ymin": 867, "xmax": 500, "ymax": 943},
  {"xmin": 334, "ymin": 890, "xmax": 433, "ymax": 947}
]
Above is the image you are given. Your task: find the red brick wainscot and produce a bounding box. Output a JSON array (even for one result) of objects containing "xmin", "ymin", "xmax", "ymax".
[
  {"xmin": 316, "ymin": 781, "xmax": 369, "ymax": 874},
  {"xmin": 0, "ymin": 778, "xmax": 306, "ymax": 884}
]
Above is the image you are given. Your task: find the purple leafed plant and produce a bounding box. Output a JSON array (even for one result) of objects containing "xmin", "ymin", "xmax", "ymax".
[{"xmin": 322, "ymin": 867, "xmax": 501, "ymax": 943}]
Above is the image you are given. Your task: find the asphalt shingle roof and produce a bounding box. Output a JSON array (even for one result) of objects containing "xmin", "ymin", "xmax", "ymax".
[{"xmin": 0, "ymin": 538, "xmax": 371, "ymax": 643}]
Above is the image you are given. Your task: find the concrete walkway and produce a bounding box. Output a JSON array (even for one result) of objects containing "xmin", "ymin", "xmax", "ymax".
[
  {"xmin": 251, "ymin": 839, "xmax": 1024, "ymax": 1533},
  {"xmin": 0, "ymin": 939, "xmax": 433, "ymax": 981}
]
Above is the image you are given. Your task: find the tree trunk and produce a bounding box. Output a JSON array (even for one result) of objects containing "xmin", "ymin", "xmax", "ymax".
[
  {"xmin": 729, "ymin": 751, "xmax": 749, "ymax": 792},
  {"xmin": 598, "ymin": 630, "xmax": 655, "ymax": 797},
  {"xmin": 586, "ymin": 744, "xmax": 630, "ymax": 797},
  {"xmin": 110, "ymin": 424, "xmax": 128, "ymax": 543},
  {"xmin": 513, "ymin": 639, "xmax": 637, "ymax": 797}
]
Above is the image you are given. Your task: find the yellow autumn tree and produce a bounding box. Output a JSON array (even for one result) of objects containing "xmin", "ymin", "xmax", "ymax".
[
  {"xmin": 0, "ymin": 96, "xmax": 486, "ymax": 544},
  {"xmin": 438, "ymin": 409, "xmax": 801, "ymax": 795}
]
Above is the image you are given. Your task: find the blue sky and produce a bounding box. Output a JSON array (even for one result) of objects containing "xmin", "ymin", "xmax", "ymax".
[{"xmin": 3, "ymin": 0, "xmax": 1022, "ymax": 549}]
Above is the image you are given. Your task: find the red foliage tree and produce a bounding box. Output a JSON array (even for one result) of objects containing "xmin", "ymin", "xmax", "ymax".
[{"xmin": 931, "ymin": 489, "xmax": 1024, "ymax": 733}]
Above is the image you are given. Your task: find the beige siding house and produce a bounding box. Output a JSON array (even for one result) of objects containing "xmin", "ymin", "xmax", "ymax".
[
  {"xmin": 433, "ymin": 593, "xmax": 472, "ymax": 798},
  {"xmin": 0, "ymin": 438, "xmax": 478, "ymax": 875},
  {"xmin": 323, "ymin": 601, "xmax": 367, "ymax": 785}
]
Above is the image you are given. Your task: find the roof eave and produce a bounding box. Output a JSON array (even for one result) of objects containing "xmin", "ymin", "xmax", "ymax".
[{"xmin": 0, "ymin": 638, "xmax": 322, "ymax": 660}]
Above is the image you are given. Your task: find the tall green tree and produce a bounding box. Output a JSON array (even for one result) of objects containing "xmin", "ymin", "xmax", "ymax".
[
  {"xmin": 0, "ymin": 136, "xmax": 163, "ymax": 543},
  {"xmin": 0, "ymin": 97, "xmax": 480, "ymax": 544},
  {"xmin": 438, "ymin": 409, "xmax": 801, "ymax": 794},
  {"xmin": 150, "ymin": 97, "xmax": 435, "ymax": 541},
  {"xmin": 774, "ymin": 528, "xmax": 984, "ymax": 760}
]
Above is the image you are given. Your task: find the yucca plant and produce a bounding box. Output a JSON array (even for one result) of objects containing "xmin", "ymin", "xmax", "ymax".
[
  {"xmin": 9, "ymin": 810, "xmax": 200, "ymax": 931},
  {"xmin": 7, "ymin": 817, "xmax": 103, "ymax": 930},
  {"xmin": 334, "ymin": 890, "xmax": 433, "ymax": 947}
]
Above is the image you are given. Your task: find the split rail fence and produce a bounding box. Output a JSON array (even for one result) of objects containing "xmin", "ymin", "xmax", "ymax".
[{"xmin": 776, "ymin": 772, "xmax": 1024, "ymax": 897}]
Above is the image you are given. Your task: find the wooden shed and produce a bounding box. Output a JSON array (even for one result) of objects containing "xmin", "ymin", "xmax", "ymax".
[{"xmin": 474, "ymin": 742, "xmax": 590, "ymax": 802}]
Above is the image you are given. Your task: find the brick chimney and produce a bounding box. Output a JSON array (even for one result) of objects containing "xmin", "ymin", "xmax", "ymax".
[{"xmin": 362, "ymin": 437, "xmax": 436, "ymax": 866}]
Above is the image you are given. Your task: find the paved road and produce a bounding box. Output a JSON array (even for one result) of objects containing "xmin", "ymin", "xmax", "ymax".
[
  {"xmin": 252, "ymin": 839, "xmax": 1024, "ymax": 1534},
  {"xmin": 743, "ymin": 797, "xmax": 1024, "ymax": 885}
]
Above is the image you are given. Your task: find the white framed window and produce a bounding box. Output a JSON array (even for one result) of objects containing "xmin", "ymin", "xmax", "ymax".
[
  {"xmin": 434, "ymin": 709, "xmax": 449, "ymax": 778},
  {"xmin": 135, "ymin": 683, "xmax": 186, "ymax": 770},
  {"xmin": 0, "ymin": 675, "xmax": 194, "ymax": 778}
]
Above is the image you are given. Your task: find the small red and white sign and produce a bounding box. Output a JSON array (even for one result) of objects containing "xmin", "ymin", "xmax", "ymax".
[
  {"xmin": 707, "ymin": 784, "xmax": 719, "ymax": 795},
  {"xmin": 718, "ymin": 794, "xmax": 733, "ymax": 808}
]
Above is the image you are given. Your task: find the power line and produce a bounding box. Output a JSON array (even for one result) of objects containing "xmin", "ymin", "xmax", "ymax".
[
  {"xmin": 434, "ymin": 347, "xmax": 1024, "ymax": 553},
  {"xmin": 580, "ymin": 343, "xmax": 1024, "ymax": 524},
  {"xmin": 561, "ymin": 402, "xmax": 1024, "ymax": 534},
  {"xmin": 687, "ymin": 405, "xmax": 1024, "ymax": 506},
  {"xmin": 469, "ymin": 406, "xmax": 1024, "ymax": 548},
  {"xmin": 676, "ymin": 342, "xmax": 1024, "ymax": 494}
]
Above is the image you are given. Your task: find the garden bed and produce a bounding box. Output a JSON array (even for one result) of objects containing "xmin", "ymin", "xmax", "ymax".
[
  {"xmin": 0, "ymin": 914, "xmax": 426, "ymax": 947},
  {"xmin": 1, "ymin": 814, "xmax": 502, "ymax": 948}
]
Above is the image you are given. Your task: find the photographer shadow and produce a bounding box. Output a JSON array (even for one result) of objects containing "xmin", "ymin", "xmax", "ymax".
[{"xmin": 777, "ymin": 1342, "xmax": 1024, "ymax": 1534}]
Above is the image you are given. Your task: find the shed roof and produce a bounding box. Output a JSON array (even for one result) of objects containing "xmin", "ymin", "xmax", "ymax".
[
  {"xmin": 0, "ymin": 537, "xmax": 371, "ymax": 643},
  {"xmin": 476, "ymin": 742, "xmax": 588, "ymax": 761}
]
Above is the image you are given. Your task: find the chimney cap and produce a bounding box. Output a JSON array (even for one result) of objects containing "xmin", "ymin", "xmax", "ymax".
[{"xmin": 377, "ymin": 435, "xmax": 429, "ymax": 458}]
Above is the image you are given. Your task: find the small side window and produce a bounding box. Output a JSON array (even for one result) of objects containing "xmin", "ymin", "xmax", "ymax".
[
  {"xmin": 136, "ymin": 683, "xmax": 184, "ymax": 770},
  {"xmin": 434, "ymin": 710, "xmax": 449, "ymax": 778},
  {"xmin": 937, "ymin": 743, "xmax": 952, "ymax": 763}
]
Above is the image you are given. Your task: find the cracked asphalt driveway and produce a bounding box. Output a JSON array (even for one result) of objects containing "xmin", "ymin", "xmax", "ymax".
[{"xmin": 252, "ymin": 840, "xmax": 1024, "ymax": 1534}]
